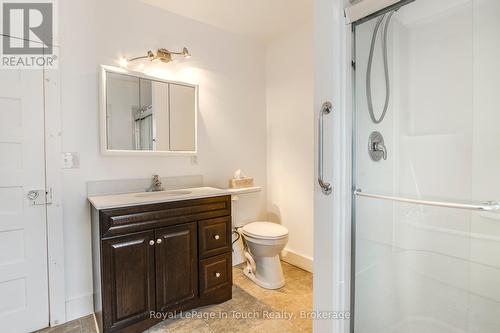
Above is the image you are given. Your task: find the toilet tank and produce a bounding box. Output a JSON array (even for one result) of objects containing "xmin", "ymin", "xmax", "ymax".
[
  {"xmin": 231, "ymin": 192, "xmax": 266, "ymax": 228},
  {"xmin": 230, "ymin": 190, "xmax": 266, "ymax": 265}
]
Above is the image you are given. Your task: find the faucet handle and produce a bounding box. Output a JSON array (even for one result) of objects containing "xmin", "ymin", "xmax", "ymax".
[
  {"xmin": 375, "ymin": 142, "xmax": 387, "ymax": 160},
  {"xmin": 152, "ymin": 175, "xmax": 162, "ymax": 185},
  {"xmin": 146, "ymin": 175, "xmax": 164, "ymax": 192}
]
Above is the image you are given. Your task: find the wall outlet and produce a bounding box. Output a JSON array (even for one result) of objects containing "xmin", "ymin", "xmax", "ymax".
[{"xmin": 61, "ymin": 152, "xmax": 80, "ymax": 169}]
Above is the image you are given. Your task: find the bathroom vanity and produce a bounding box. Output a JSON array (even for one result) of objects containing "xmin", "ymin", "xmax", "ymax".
[{"xmin": 89, "ymin": 188, "xmax": 232, "ymax": 333}]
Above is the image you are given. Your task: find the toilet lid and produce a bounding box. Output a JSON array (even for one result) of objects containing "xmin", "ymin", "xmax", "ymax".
[{"xmin": 242, "ymin": 222, "xmax": 288, "ymax": 239}]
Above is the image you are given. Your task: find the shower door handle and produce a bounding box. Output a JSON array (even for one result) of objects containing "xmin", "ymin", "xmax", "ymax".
[
  {"xmin": 355, "ymin": 189, "xmax": 500, "ymax": 211},
  {"xmin": 318, "ymin": 101, "xmax": 333, "ymax": 195}
]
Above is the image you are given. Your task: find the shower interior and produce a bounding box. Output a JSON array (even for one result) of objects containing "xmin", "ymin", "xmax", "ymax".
[{"xmin": 351, "ymin": 0, "xmax": 500, "ymax": 332}]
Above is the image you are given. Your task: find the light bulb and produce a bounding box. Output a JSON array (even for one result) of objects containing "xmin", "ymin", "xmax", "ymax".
[{"xmin": 118, "ymin": 57, "xmax": 128, "ymax": 68}]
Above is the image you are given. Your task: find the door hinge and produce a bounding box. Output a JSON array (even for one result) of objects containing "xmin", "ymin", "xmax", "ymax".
[
  {"xmin": 46, "ymin": 188, "xmax": 53, "ymax": 205},
  {"xmin": 27, "ymin": 188, "xmax": 53, "ymax": 206},
  {"xmin": 351, "ymin": 61, "xmax": 356, "ymax": 70}
]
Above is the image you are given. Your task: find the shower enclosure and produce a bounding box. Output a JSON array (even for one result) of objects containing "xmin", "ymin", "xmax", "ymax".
[{"xmin": 351, "ymin": 0, "xmax": 500, "ymax": 332}]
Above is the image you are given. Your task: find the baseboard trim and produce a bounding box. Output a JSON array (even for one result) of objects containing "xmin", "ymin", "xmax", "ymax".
[
  {"xmin": 281, "ymin": 248, "xmax": 313, "ymax": 273},
  {"xmin": 93, "ymin": 313, "xmax": 101, "ymax": 333},
  {"xmin": 65, "ymin": 293, "xmax": 94, "ymax": 322}
]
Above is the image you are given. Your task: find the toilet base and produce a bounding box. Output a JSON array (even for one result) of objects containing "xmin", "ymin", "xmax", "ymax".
[{"xmin": 243, "ymin": 254, "xmax": 285, "ymax": 290}]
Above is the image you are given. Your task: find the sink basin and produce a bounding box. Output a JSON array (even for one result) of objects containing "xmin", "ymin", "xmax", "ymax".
[{"xmin": 134, "ymin": 190, "xmax": 192, "ymax": 198}]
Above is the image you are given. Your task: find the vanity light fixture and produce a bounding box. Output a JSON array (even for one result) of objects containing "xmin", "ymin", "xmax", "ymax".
[{"xmin": 122, "ymin": 47, "xmax": 191, "ymax": 67}]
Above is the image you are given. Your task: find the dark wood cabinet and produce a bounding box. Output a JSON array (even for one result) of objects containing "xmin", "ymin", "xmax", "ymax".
[
  {"xmin": 91, "ymin": 196, "xmax": 232, "ymax": 333},
  {"xmin": 101, "ymin": 231, "xmax": 156, "ymax": 331},
  {"xmin": 155, "ymin": 223, "xmax": 197, "ymax": 312}
]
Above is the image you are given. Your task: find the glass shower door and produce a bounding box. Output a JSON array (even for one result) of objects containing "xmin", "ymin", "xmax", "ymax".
[{"xmin": 352, "ymin": 1, "xmax": 500, "ymax": 332}]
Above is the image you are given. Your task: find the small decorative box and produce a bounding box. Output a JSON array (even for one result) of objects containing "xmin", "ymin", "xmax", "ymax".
[{"xmin": 230, "ymin": 177, "xmax": 254, "ymax": 189}]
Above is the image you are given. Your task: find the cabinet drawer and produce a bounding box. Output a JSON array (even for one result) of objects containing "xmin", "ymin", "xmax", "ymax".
[
  {"xmin": 198, "ymin": 217, "xmax": 231, "ymax": 258},
  {"xmin": 99, "ymin": 196, "xmax": 231, "ymax": 238},
  {"xmin": 199, "ymin": 253, "xmax": 232, "ymax": 299}
]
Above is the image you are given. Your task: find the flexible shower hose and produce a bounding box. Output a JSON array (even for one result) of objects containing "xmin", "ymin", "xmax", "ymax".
[{"xmin": 366, "ymin": 11, "xmax": 395, "ymax": 124}]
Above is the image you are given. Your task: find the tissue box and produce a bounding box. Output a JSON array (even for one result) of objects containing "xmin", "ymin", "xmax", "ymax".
[{"xmin": 230, "ymin": 177, "xmax": 254, "ymax": 189}]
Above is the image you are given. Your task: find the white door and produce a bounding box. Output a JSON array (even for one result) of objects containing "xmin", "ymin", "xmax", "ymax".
[{"xmin": 0, "ymin": 55, "xmax": 50, "ymax": 330}]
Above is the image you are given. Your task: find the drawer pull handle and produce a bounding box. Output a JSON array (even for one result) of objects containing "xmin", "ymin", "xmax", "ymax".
[
  {"xmin": 149, "ymin": 240, "xmax": 155, "ymax": 246},
  {"xmin": 213, "ymin": 234, "xmax": 220, "ymax": 240},
  {"xmin": 156, "ymin": 238, "xmax": 162, "ymax": 244},
  {"xmin": 215, "ymin": 272, "xmax": 221, "ymax": 278}
]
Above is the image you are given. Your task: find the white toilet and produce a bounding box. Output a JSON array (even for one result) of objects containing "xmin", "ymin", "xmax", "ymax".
[{"xmin": 239, "ymin": 221, "xmax": 289, "ymax": 289}]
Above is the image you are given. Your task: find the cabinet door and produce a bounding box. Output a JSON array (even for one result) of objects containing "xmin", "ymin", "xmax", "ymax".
[
  {"xmin": 155, "ymin": 223, "xmax": 198, "ymax": 312},
  {"xmin": 102, "ymin": 231, "xmax": 155, "ymax": 331}
]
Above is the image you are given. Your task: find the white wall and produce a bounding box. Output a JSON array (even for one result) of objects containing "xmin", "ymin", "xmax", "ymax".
[
  {"xmin": 265, "ymin": 22, "xmax": 314, "ymax": 272},
  {"xmin": 59, "ymin": 0, "xmax": 268, "ymax": 320},
  {"xmin": 314, "ymin": 0, "xmax": 350, "ymax": 332}
]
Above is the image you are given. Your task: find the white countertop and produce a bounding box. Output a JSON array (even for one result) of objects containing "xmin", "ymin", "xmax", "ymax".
[
  {"xmin": 88, "ymin": 187, "xmax": 232, "ymax": 210},
  {"xmin": 226, "ymin": 186, "xmax": 262, "ymax": 195}
]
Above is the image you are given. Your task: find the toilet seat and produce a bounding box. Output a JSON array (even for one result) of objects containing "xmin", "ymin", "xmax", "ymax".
[
  {"xmin": 239, "ymin": 221, "xmax": 289, "ymax": 289},
  {"xmin": 241, "ymin": 221, "xmax": 288, "ymax": 240}
]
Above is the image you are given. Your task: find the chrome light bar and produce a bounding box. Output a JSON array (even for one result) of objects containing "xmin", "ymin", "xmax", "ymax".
[{"xmin": 355, "ymin": 189, "xmax": 500, "ymax": 212}]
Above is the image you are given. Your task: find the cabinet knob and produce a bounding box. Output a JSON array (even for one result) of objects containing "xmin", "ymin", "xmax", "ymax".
[
  {"xmin": 149, "ymin": 240, "xmax": 155, "ymax": 246},
  {"xmin": 215, "ymin": 272, "xmax": 221, "ymax": 278},
  {"xmin": 157, "ymin": 238, "xmax": 162, "ymax": 244},
  {"xmin": 213, "ymin": 234, "xmax": 220, "ymax": 240}
]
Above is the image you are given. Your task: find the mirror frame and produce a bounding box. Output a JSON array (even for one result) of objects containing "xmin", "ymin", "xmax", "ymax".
[{"xmin": 99, "ymin": 65, "xmax": 198, "ymax": 156}]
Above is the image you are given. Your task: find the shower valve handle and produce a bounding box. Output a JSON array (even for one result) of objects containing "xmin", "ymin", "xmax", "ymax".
[
  {"xmin": 374, "ymin": 142, "xmax": 387, "ymax": 160},
  {"xmin": 368, "ymin": 131, "xmax": 387, "ymax": 162}
]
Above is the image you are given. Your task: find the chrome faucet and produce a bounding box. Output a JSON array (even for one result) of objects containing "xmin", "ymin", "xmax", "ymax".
[{"xmin": 146, "ymin": 175, "xmax": 164, "ymax": 192}]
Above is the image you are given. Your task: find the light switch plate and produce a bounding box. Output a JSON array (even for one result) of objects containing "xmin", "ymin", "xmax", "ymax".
[{"xmin": 62, "ymin": 152, "xmax": 80, "ymax": 169}]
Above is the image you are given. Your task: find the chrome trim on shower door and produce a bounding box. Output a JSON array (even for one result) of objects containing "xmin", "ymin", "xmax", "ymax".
[
  {"xmin": 318, "ymin": 101, "xmax": 333, "ymax": 195},
  {"xmin": 355, "ymin": 189, "xmax": 500, "ymax": 212}
]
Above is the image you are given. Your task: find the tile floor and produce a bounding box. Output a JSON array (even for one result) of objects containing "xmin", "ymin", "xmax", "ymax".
[
  {"xmin": 35, "ymin": 315, "xmax": 96, "ymax": 333},
  {"xmin": 37, "ymin": 262, "xmax": 312, "ymax": 333}
]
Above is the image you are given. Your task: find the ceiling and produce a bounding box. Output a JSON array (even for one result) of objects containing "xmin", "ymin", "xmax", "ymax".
[{"xmin": 141, "ymin": 0, "xmax": 313, "ymax": 43}]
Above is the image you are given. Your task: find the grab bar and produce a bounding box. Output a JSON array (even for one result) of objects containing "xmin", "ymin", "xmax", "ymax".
[
  {"xmin": 318, "ymin": 101, "xmax": 333, "ymax": 195},
  {"xmin": 355, "ymin": 189, "xmax": 500, "ymax": 212}
]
